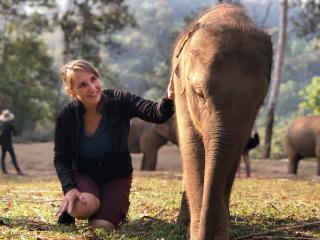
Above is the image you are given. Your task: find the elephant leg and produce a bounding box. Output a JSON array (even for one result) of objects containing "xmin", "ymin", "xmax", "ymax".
[
  {"xmin": 140, "ymin": 155, "xmax": 148, "ymax": 170},
  {"xmin": 314, "ymin": 146, "xmax": 320, "ymax": 176},
  {"xmin": 236, "ymin": 157, "xmax": 242, "ymax": 178},
  {"xmin": 139, "ymin": 130, "xmax": 166, "ymax": 171},
  {"xmin": 177, "ymin": 181, "xmax": 190, "ymax": 226},
  {"xmin": 288, "ymin": 152, "xmax": 302, "ymax": 174},
  {"xmin": 1, "ymin": 149, "xmax": 7, "ymax": 174},
  {"xmin": 243, "ymin": 153, "xmax": 251, "ymax": 178},
  {"xmin": 177, "ymin": 117, "xmax": 205, "ymax": 239},
  {"xmin": 140, "ymin": 148, "xmax": 158, "ymax": 171}
]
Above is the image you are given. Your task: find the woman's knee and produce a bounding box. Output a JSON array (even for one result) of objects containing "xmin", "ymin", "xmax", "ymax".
[
  {"xmin": 89, "ymin": 219, "xmax": 115, "ymax": 231},
  {"xmin": 70, "ymin": 192, "xmax": 100, "ymax": 220}
]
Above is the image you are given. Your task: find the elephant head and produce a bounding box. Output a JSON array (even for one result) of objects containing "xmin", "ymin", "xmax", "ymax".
[
  {"xmin": 172, "ymin": 4, "xmax": 273, "ymax": 239},
  {"xmin": 155, "ymin": 115, "xmax": 179, "ymax": 145}
]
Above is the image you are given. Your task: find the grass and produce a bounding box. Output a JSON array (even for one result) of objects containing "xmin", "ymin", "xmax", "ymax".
[{"xmin": 0, "ymin": 172, "xmax": 319, "ymax": 240}]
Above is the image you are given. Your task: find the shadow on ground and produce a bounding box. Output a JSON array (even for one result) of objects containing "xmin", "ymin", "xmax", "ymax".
[
  {"xmin": 117, "ymin": 215, "xmax": 320, "ymax": 239},
  {"xmin": 117, "ymin": 216, "xmax": 187, "ymax": 240},
  {"xmin": 230, "ymin": 215, "xmax": 320, "ymax": 239},
  {"xmin": 0, "ymin": 216, "xmax": 73, "ymax": 232},
  {"xmin": 1, "ymin": 215, "xmax": 319, "ymax": 240}
]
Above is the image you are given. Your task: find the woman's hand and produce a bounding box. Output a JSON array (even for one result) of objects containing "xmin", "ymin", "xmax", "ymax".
[
  {"xmin": 167, "ymin": 77, "xmax": 175, "ymax": 100},
  {"xmin": 56, "ymin": 188, "xmax": 87, "ymax": 217}
]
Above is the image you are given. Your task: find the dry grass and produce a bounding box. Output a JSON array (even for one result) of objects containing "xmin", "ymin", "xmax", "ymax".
[{"xmin": 0, "ymin": 142, "xmax": 318, "ymax": 239}]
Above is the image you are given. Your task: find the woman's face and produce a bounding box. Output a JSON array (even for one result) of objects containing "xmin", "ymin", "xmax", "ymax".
[{"xmin": 70, "ymin": 70, "xmax": 102, "ymax": 107}]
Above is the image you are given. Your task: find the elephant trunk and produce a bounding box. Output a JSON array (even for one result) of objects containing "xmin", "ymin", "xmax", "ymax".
[{"xmin": 198, "ymin": 124, "xmax": 244, "ymax": 239}]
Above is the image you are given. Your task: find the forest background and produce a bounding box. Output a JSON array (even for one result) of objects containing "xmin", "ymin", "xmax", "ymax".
[{"xmin": 0, "ymin": 0, "xmax": 319, "ymax": 159}]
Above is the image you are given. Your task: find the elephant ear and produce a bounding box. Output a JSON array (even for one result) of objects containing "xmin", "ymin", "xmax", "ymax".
[
  {"xmin": 172, "ymin": 22, "xmax": 202, "ymax": 95},
  {"xmin": 171, "ymin": 61, "xmax": 185, "ymax": 95}
]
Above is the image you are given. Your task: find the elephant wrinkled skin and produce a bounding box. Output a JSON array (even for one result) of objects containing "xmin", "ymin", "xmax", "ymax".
[
  {"xmin": 128, "ymin": 116, "xmax": 178, "ymax": 171},
  {"xmin": 172, "ymin": 4, "xmax": 273, "ymax": 239},
  {"xmin": 285, "ymin": 115, "xmax": 320, "ymax": 176}
]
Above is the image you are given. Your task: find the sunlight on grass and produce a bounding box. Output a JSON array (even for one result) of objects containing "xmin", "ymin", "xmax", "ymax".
[{"xmin": 0, "ymin": 174, "xmax": 319, "ymax": 239}]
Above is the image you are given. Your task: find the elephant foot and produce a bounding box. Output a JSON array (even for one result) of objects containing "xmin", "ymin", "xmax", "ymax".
[
  {"xmin": 177, "ymin": 191, "xmax": 190, "ymax": 226},
  {"xmin": 214, "ymin": 236, "xmax": 229, "ymax": 240},
  {"xmin": 288, "ymin": 165, "xmax": 297, "ymax": 174},
  {"xmin": 177, "ymin": 211, "xmax": 190, "ymax": 226},
  {"xmin": 197, "ymin": 230, "xmax": 229, "ymax": 240},
  {"xmin": 213, "ymin": 223, "xmax": 230, "ymax": 240}
]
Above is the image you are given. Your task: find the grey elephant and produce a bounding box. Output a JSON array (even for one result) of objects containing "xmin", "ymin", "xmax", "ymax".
[
  {"xmin": 171, "ymin": 4, "xmax": 272, "ymax": 239},
  {"xmin": 128, "ymin": 116, "xmax": 178, "ymax": 171},
  {"xmin": 284, "ymin": 115, "xmax": 320, "ymax": 176}
]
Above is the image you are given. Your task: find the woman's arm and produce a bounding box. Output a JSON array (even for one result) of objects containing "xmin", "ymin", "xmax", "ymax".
[
  {"xmin": 118, "ymin": 90, "xmax": 175, "ymax": 123},
  {"xmin": 53, "ymin": 113, "xmax": 76, "ymax": 194}
]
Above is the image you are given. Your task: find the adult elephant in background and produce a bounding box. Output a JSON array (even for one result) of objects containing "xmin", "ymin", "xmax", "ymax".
[
  {"xmin": 172, "ymin": 4, "xmax": 272, "ymax": 239},
  {"xmin": 284, "ymin": 115, "xmax": 320, "ymax": 176},
  {"xmin": 128, "ymin": 116, "xmax": 178, "ymax": 171}
]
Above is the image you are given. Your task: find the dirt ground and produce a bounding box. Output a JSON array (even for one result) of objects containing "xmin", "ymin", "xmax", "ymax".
[{"xmin": 1, "ymin": 142, "xmax": 319, "ymax": 181}]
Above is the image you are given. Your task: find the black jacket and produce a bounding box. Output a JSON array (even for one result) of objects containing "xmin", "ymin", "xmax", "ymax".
[
  {"xmin": 0, "ymin": 121, "xmax": 16, "ymax": 149},
  {"xmin": 243, "ymin": 133, "xmax": 260, "ymax": 153},
  {"xmin": 54, "ymin": 89, "xmax": 175, "ymax": 194}
]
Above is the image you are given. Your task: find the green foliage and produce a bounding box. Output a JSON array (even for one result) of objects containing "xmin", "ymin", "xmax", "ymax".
[
  {"xmin": 110, "ymin": 0, "xmax": 177, "ymax": 96},
  {"xmin": 0, "ymin": 174, "xmax": 319, "ymax": 239},
  {"xmin": 276, "ymin": 80, "xmax": 302, "ymax": 117},
  {"xmin": 256, "ymin": 110, "xmax": 299, "ymax": 159},
  {"xmin": 285, "ymin": 36, "xmax": 308, "ymax": 57},
  {"xmin": 292, "ymin": 0, "xmax": 320, "ymax": 40},
  {"xmin": 57, "ymin": 0, "xmax": 136, "ymax": 66},
  {"xmin": 299, "ymin": 76, "xmax": 320, "ymax": 114},
  {"xmin": 270, "ymin": 119, "xmax": 292, "ymax": 159},
  {"xmin": 0, "ymin": 0, "xmax": 58, "ymax": 137},
  {"xmin": 0, "ymin": 35, "xmax": 58, "ymax": 131},
  {"xmin": 0, "ymin": 0, "xmax": 56, "ymax": 37}
]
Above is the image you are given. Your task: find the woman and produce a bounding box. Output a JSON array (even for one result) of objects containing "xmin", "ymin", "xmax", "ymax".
[
  {"xmin": 0, "ymin": 109, "xmax": 22, "ymax": 175},
  {"xmin": 54, "ymin": 59, "xmax": 175, "ymax": 231}
]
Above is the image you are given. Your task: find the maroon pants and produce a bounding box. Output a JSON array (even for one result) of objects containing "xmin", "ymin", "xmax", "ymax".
[{"xmin": 74, "ymin": 173, "xmax": 132, "ymax": 226}]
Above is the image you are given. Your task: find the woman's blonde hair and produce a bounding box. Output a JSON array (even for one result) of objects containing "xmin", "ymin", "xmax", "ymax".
[{"xmin": 60, "ymin": 59, "xmax": 100, "ymax": 96}]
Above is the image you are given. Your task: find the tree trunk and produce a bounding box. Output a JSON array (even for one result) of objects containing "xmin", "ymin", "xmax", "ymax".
[
  {"xmin": 0, "ymin": 9, "xmax": 12, "ymax": 65},
  {"xmin": 263, "ymin": 0, "xmax": 288, "ymax": 159}
]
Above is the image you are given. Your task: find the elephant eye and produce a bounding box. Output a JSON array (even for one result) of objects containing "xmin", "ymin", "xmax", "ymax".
[{"xmin": 193, "ymin": 86, "xmax": 204, "ymax": 99}]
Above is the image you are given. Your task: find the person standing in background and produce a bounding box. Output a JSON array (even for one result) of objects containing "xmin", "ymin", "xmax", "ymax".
[
  {"xmin": 238, "ymin": 126, "xmax": 260, "ymax": 178},
  {"xmin": 0, "ymin": 109, "xmax": 23, "ymax": 175}
]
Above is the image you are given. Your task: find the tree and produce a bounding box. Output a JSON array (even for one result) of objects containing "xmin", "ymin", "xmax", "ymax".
[
  {"xmin": 299, "ymin": 76, "xmax": 320, "ymax": 114},
  {"xmin": 218, "ymin": 0, "xmax": 241, "ymax": 3},
  {"xmin": 264, "ymin": 0, "xmax": 288, "ymax": 159},
  {"xmin": 0, "ymin": 36, "xmax": 57, "ymax": 131},
  {"xmin": 0, "ymin": 0, "xmax": 58, "ymax": 133},
  {"xmin": 292, "ymin": 0, "xmax": 320, "ymax": 40},
  {"xmin": 56, "ymin": 0, "xmax": 136, "ymax": 65},
  {"xmin": 0, "ymin": 0, "xmax": 56, "ymax": 64},
  {"xmin": 110, "ymin": 0, "xmax": 176, "ymax": 97},
  {"xmin": 54, "ymin": 0, "xmax": 136, "ymax": 99},
  {"xmin": 276, "ymin": 80, "xmax": 302, "ymax": 117}
]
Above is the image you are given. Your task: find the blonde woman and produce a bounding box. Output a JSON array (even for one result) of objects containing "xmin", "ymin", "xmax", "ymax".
[{"xmin": 54, "ymin": 59, "xmax": 174, "ymax": 231}]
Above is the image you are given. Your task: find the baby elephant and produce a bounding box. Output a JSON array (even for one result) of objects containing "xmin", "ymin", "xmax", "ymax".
[
  {"xmin": 284, "ymin": 115, "xmax": 320, "ymax": 175},
  {"xmin": 128, "ymin": 116, "xmax": 178, "ymax": 171}
]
